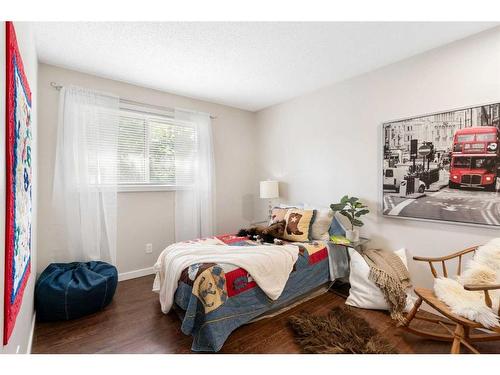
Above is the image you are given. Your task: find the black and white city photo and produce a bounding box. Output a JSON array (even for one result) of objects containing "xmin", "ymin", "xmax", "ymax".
[{"xmin": 382, "ymin": 103, "xmax": 500, "ymax": 227}]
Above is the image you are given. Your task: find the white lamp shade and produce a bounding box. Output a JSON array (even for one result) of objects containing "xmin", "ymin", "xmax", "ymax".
[{"xmin": 260, "ymin": 180, "xmax": 279, "ymax": 199}]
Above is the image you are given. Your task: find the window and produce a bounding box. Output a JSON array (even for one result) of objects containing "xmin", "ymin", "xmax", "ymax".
[
  {"xmin": 453, "ymin": 157, "xmax": 470, "ymax": 168},
  {"xmin": 472, "ymin": 157, "xmax": 495, "ymax": 172},
  {"xmin": 456, "ymin": 134, "xmax": 475, "ymax": 142},
  {"xmin": 451, "ymin": 157, "xmax": 494, "ymax": 170},
  {"xmin": 117, "ymin": 107, "xmax": 197, "ymax": 188},
  {"xmin": 476, "ymin": 133, "xmax": 496, "ymax": 142}
]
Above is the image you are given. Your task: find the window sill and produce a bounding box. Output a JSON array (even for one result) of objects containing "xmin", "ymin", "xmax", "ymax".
[{"xmin": 118, "ymin": 185, "xmax": 191, "ymax": 193}]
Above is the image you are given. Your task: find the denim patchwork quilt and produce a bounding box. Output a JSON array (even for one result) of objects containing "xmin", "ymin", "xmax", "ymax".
[{"xmin": 170, "ymin": 234, "xmax": 349, "ymax": 352}]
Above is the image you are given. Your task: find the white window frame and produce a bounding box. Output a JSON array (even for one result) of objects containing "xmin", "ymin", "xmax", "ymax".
[{"xmin": 117, "ymin": 102, "xmax": 196, "ymax": 193}]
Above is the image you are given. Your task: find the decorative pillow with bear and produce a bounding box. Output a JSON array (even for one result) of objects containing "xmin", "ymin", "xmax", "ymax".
[
  {"xmin": 282, "ymin": 209, "xmax": 316, "ymax": 242},
  {"xmin": 269, "ymin": 207, "xmax": 289, "ymax": 225}
]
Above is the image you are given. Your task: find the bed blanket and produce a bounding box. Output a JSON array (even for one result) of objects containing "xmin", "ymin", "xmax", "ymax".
[{"xmin": 152, "ymin": 240, "xmax": 300, "ymax": 313}]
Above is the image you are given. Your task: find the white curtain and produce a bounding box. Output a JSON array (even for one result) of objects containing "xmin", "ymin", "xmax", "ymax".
[
  {"xmin": 174, "ymin": 109, "xmax": 216, "ymax": 241},
  {"xmin": 53, "ymin": 86, "xmax": 120, "ymax": 264}
]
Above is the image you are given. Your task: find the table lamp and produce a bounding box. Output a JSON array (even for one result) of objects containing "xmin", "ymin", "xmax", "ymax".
[{"xmin": 260, "ymin": 180, "xmax": 279, "ymax": 221}]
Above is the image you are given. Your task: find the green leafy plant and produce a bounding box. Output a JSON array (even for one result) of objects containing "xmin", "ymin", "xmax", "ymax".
[{"xmin": 330, "ymin": 195, "xmax": 369, "ymax": 231}]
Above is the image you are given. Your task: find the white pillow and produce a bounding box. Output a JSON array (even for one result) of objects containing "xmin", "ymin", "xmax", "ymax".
[
  {"xmin": 279, "ymin": 203, "xmax": 304, "ymax": 209},
  {"xmin": 311, "ymin": 208, "xmax": 334, "ymax": 240},
  {"xmin": 302, "ymin": 204, "xmax": 335, "ymax": 241},
  {"xmin": 345, "ymin": 248, "xmax": 416, "ymax": 311}
]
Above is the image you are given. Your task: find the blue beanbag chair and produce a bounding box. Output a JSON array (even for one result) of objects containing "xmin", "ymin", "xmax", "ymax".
[{"xmin": 35, "ymin": 261, "xmax": 118, "ymax": 322}]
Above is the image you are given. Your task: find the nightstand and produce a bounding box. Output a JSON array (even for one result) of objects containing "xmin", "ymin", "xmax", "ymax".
[{"xmin": 329, "ymin": 237, "xmax": 370, "ymax": 298}]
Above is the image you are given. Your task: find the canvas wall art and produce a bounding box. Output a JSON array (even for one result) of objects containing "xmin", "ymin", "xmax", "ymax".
[
  {"xmin": 382, "ymin": 103, "xmax": 500, "ymax": 227},
  {"xmin": 4, "ymin": 21, "xmax": 33, "ymax": 345}
]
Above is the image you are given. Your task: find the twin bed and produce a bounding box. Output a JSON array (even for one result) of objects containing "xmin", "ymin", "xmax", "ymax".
[{"xmin": 153, "ymin": 232, "xmax": 350, "ymax": 352}]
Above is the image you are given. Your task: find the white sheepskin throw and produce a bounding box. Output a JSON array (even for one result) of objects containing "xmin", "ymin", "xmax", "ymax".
[{"xmin": 434, "ymin": 238, "xmax": 500, "ymax": 328}]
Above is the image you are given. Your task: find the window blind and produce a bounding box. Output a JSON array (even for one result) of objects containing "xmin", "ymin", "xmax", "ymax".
[{"xmin": 117, "ymin": 108, "xmax": 197, "ymax": 186}]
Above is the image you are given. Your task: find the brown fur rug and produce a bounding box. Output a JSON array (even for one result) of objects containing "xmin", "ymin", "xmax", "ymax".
[{"xmin": 288, "ymin": 306, "xmax": 398, "ymax": 354}]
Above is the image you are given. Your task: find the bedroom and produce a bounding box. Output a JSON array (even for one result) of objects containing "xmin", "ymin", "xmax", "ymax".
[{"xmin": 2, "ymin": 0, "xmax": 500, "ymax": 372}]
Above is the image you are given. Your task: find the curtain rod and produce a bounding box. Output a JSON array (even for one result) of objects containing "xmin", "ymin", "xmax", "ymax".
[{"xmin": 49, "ymin": 82, "xmax": 217, "ymax": 120}]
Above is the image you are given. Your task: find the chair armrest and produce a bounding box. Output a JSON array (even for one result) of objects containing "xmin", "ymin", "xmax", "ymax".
[
  {"xmin": 413, "ymin": 246, "xmax": 478, "ymax": 263},
  {"xmin": 413, "ymin": 255, "xmax": 441, "ymax": 262},
  {"xmin": 464, "ymin": 284, "xmax": 500, "ymax": 291}
]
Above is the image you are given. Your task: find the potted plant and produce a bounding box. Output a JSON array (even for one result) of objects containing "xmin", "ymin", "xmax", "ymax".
[{"xmin": 330, "ymin": 196, "xmax": 369, "ymax": 242}]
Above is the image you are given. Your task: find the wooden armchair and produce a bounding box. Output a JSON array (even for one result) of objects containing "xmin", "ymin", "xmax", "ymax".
[{"xmin": 402, "ymin": 245, "xmax": 500, "ymax": 354}]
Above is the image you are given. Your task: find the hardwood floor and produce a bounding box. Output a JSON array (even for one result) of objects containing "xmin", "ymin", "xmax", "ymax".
[{"xmin": 32, "ymin": 275, "xmax": 500, "ymax": 354}]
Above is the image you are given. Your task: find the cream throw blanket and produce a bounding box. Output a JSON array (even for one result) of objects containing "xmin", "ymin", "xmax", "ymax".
[
  {"xmin": 152, "ymin": 242, "xmax": 300, "ymax": 313},
  {"xmin": 362, "ymin": 248, "xmax": 411, "ymax": 323}
]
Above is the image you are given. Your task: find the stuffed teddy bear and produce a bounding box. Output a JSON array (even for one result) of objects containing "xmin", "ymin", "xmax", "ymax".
[{"xmin": 237, "ymin": 220, "xmax": 286, "ymax": 244}]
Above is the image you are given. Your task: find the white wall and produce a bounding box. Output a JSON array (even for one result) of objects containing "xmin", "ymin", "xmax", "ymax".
[
  {"xmin": 37, "ymin": 64, "xmax": 257, "ymax": 275},
  {"xmin": 0, "ymin": 22, "xmax": 38, "ymax": 354},
  {"xmin": 255, "ymin": 27, "xmax": 500, "ymax": 289}
]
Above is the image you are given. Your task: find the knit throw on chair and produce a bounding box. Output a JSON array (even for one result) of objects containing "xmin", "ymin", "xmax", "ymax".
[
  {"xmin": 434, "ymin": 238, "xmax": 500, "ymax": 328},
  {"xmin": 362, "ymin": 249, "xmax": 411, "ymax": 323}
]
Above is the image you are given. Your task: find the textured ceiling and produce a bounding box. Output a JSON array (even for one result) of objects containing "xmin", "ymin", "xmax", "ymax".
[{"xmin": 33, "ymin": 22, "xmax": 498, "ymax": 111}]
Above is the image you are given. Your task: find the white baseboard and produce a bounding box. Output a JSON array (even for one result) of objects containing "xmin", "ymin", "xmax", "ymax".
[
  {"xmin": 26, "ymin": 312, "xmax": 36, "ymax": 354},
  {"xmin": 118, "ymin": 267, "xmax": 155, "ymax": 282}
]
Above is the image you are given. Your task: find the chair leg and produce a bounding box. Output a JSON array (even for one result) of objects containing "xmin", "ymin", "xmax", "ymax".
[
  {"xmin": 402, "ymin": 296, "xmax": 422, "ymax": 327},
  {"xmin": 451, "ymin": 324, "xmax": 464, "ymax": 354},
  {"xmin": 460, "ymin": 338, "xmax": 480, "ymax": 354}
]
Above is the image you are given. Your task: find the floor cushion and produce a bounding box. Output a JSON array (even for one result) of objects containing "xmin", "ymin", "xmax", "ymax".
[
  {"xmin": 35, "ymin": 261, "xmax": 118, "ymax": 322},
  {"xmin": 345, "ymin": 248, "xmax": 416, "ymax": 311}
]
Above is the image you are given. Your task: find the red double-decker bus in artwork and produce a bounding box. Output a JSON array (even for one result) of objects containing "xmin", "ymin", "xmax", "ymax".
[{"xmin": 449, "ymin": 126, "xmax": 499, "ymax": 191}]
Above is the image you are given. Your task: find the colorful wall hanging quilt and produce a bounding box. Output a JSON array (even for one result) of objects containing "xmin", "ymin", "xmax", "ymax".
[{"xmin": 4, "ymin": 21, "xmax": 33, "ymax": 345}]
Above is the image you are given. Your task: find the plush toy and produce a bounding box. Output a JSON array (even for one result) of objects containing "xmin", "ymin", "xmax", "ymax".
[{"xmin": 237, "ymin": 220, "xmax": 286, "ymax": 244}]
